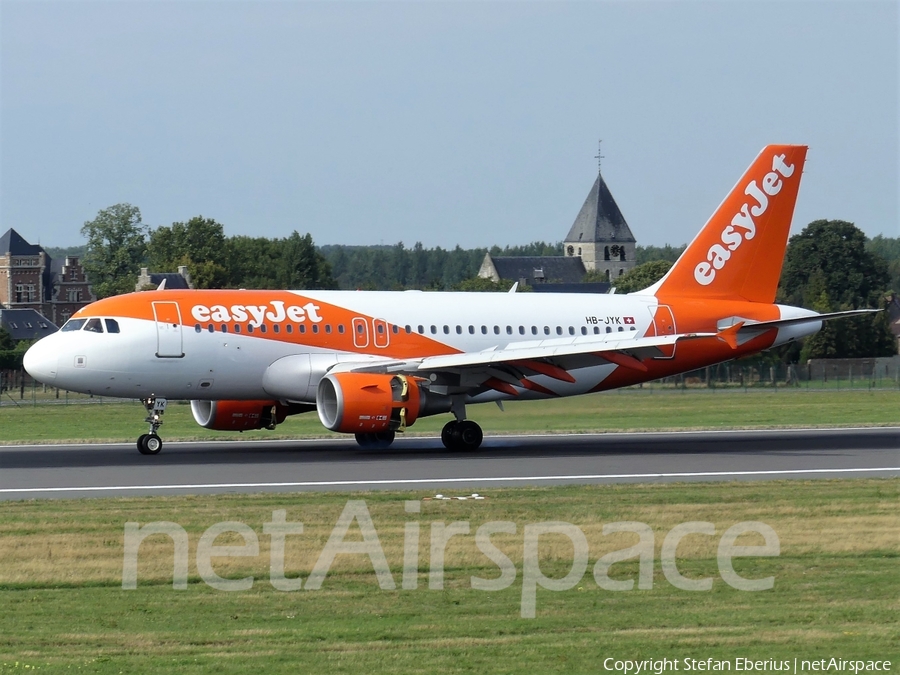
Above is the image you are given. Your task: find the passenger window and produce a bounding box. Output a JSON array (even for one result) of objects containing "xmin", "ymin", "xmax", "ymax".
[
  {"xmin": 544, "ymin": 326, "xmax": 550, "ymax": 335},
  {"xmin": 220, "ymin": 324, "xmax": 228, "ymax": 333},
  {"xmin": 325, "ymin": 325, "xmax": 332, "ymax": 334},
  {"xmin": 443, "ymin": 325, "xmax": 449, "ymax": 334},
  {"xmin": 456, "ymin": 326, "xmax": 462, "ymax": 334},
  {"xmin": 247, "ymin": 324, "xmax": 254, "ymax": 334},
  {"xmin": 356, "ymin": 323, "xmax": 364, "ymax": 334},
  {"xmin": 105, "ymin": 319, "xmax": 120, "ymax": 334},
  {"xmin": 391, "ymin": 325, "xmax": 399, "ymax": 334},
  {"xmin": 312, "ymin": 325, "xmax": 319, "ymax": 334},
  {"xmin": 405, "ymin": 325, "xmax": 412, "ymax": 334},
  {"xmin": 593, "ymin": 326, "xmax": 600, "ymax": 334},
  {"xmin": 260, "ymin": 324, "xmax": 268, "ymax": 333},
  {"xmin": 208, "ymin": 324, "xmax": 214, "ymax": 333},
  {"xmin": 287, "ymin": 325, "xmax": 294, "ymax": 334},
  {"xmin": 506, "ymin": 326, "xmax": 512, "ymax": 335},
  {"xmin": 338, "ymin": 325, "xmax": 344, "ymax": 334},
  {"xmin": 618, "ymin": 326, "xmax": 624, "ymax": 332},
  {"xmin": 493, "ymin": 326, "xmax": 500, "ymax": 335},
  {"xmin": 194, "ymin": 324, "xmax": 202, "ymax": 333},
  {"xmin": 234, "ymin": 324, "xmax": 241, "ymax": 333},
  {"xmin": 519, "ymin": 326, "xmax": 525, "ymax": 335},
  {"xmin": 481, "ymin": 326, "xmax": 487, "ymax": 335},
  {"xmin": 468, "ymin": 325, "xmax": 475, "ymax": 334},
  {"xmin": 568, "ymin": 327, "xmax": 575, "ymax": 335},
  {"xmin": 556, "ymin": 326, "xmax": 563, "ymax": 336},
  {"xmin": 417, "ymin": 325, "xmax": 424, "ymax": 334},
  {"xmin": 630, "ymin": 326, "xmax": 636, "ymax": 331},
  {"xmin": 532, "ymin": 326, "xmax": 538, "ymax": 335},
  {"xmin": 273, "ymin": 324, "xmax": 280, "ymax": 334},
  {"xmin": 581, "ymin": 326, "xmax": 587, "ymax": 335},
  {"xmin": 606, "ymin": 326, "xmax": 612, "ymax": 333},
  {"xmin": 61, "ymin": 319, "xmax": 86, "ymax": 332},
  {"xmin": 84, "ymin": 318, "xmax": 103, "ymax": 333},
  {"xmin": 430, "ymin": 325, "xmax": 437, "ymax": 334},
  {"xmin": 376, "ymin": 324, "xmax": 383, "ymax": 334}
]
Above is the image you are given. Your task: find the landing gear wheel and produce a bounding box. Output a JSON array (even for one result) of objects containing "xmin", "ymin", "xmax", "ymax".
[
  {"xmin": 355, "ymin": 430, "xmax": 396, "ymax": 449},
  {"xmin": 456, "ymin": 420, "xmax": 483, "ymax": 450},
  {"xmin": 137, "ymin": 396, "xmax": 168, "ymax": 455},
  {"xmin": 441, "ymin": 420, "xmax": 483, "ymax": 451},
  {"xmin": 441, "ymin": 421, "xmax": 459, "ymax": 450},
  {"xmin": 138, "ymin": 433, "xmax": 163, "ymax": 455}
]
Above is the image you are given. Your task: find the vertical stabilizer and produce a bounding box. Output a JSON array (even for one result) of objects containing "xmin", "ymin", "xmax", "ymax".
[{"xmin": 650, "ymin": 145, "xmax": 807, "ymax": 303}]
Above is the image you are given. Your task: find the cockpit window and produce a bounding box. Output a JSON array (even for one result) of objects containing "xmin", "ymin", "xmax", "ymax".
[
  {"xmin": 61, "ymin": 319, "xmax": 87, "ymax": 332},
  {"xmin": 104, "ymin": 319, "xmax": 120, "ymax": 334},
  {"xmin": 84, "ymin": 318, "xmax": 104, "ymax": 333}
]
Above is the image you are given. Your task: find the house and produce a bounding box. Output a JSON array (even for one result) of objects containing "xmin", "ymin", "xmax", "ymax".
[
  {"xmin": 479, "ymin": 148, "xmax": 637, "ymax": 288},
  {"xmin": 0, "ymin": 308, "xmax": 58, "ymax": 342},
  {"xmin": 135, "ymin": 266, "xmax": 193, "ymax": 291},
  {"xmin": 0, "ymin": 228, "xmax": 96, "ymax": 324}
]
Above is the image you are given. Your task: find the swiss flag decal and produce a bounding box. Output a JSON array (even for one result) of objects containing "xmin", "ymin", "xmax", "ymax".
[{"xmin": 623, "ymin": 316, "xmax": 635, "ymax": 324}]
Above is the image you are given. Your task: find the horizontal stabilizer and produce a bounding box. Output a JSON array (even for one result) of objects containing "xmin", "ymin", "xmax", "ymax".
[{"xmin": 716, "ymin": 309, "xmax": 882, "ymax": 349}]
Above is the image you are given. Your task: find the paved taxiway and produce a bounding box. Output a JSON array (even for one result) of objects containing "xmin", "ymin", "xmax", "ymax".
[{"xmin": 1, "ymin": 427, "xmax": 897, "ymax": 500}]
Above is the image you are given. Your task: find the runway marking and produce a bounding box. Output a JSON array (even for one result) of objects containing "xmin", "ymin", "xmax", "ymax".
[{"xmin": 2, "ymin": 466, "xmax": 897, "ymax": 494}]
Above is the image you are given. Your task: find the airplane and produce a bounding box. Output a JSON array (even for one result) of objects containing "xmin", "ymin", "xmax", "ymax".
[{"xmin": 24, "ymin": 144, "xmax": 878, "ymax": 455}]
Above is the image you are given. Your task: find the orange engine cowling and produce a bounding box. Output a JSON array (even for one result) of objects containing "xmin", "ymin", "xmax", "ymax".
[
  {"xmin": 190, "ymin": 400, "xmax": 288, "ymax": 431},
  {"xmin": 316, "ymin": 373, "xmax": 421, "ymax": 433}
]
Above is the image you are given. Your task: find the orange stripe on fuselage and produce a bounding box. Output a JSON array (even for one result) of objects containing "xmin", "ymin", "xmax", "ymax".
[
  {"xmin": 599, "ymin": 298, "xmax": 781, "ymax": 391},
  {"xmin": 73, "ymin": 290, "xmax": 461, "ymax": 360}
]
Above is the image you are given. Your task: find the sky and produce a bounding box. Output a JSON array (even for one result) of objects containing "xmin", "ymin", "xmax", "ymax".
[{"xmin": 1, "ymin": 0, "xmax": 897, "ymax": 251}]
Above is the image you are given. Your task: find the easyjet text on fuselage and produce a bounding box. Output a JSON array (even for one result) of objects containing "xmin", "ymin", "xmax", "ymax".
[{"xmin": 190, "ymin": 300, "xmax": 323, "ymax": 327}]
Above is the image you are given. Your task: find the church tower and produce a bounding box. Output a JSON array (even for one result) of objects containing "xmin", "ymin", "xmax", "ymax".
[{"xmin": 563, "ymin": 145, "xmax": 636, "ymax": 280}]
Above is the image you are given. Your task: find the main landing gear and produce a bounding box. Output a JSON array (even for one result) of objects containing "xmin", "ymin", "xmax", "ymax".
[
  {"xmin": 441, "ymin": 419, "xmax": 483, "ymax": 451},
  {"xmin": 137, "ymin": 397, "xmax": 167, "ymax": 455}
]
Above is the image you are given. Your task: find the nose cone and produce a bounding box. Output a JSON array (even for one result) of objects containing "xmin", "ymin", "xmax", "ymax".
[{"xmin": 24, "ymin": 338, "xmax": 58, "ymax": 384}]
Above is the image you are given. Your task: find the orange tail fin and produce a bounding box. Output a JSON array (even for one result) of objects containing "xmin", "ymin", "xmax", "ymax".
[{"xmin": 650, "ymin": 144, "xmax": 808, "ymax": 303}]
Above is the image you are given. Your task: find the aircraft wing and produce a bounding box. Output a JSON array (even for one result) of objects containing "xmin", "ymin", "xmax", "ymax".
[{"xmin": 328, "ymin": 331, "xmax": 716, "ymax": 392}]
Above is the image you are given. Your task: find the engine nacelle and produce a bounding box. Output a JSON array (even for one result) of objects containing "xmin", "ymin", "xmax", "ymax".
[
  {"xmin": 316, "ymin": 373, "xmax": 421, "ymax": 433},
  {"xmin": 191, "ymin": 399, "xmax": 288, "ymax": 431}
]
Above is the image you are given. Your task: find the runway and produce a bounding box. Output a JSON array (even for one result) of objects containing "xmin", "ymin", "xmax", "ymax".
[{"xmin": 0, "ymin": 427, "xmax": 897, "ymax": 500}]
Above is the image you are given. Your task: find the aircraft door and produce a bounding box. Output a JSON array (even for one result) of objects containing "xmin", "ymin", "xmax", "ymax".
[
  {"xmin": 650, "ymin": 304, "xmax": 676, "ymax": 359},
  {"xmin": 352, "ymin": 317, "xmax": 369, "ymax": 349},
  {"xmin": 373, "ymin": 319, "xmax": 390, "ymax": 348},
  {"xmin": 153, "ymin": 301, "xmax": 184, "ymax": 358}
]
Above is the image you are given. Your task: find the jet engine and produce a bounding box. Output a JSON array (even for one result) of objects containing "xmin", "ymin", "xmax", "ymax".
[
  {"xmin": 190, "ymin": 399, "xmax": 289, "ymax": 431},
  {"xmin": 316, "ymin": 373, "xmax": 423, "ymax": 433}
]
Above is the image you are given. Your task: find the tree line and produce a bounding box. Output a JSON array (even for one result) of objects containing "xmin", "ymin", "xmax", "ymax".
[{"xmin": 36, "ymin": 202, "xmax": 898, "ymax": 363}]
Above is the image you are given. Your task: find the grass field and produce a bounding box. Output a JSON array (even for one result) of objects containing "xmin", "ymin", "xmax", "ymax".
[
  {"xmin": 1, "ymin": 479, "xmax": 897, "ymax": 673},
  {"xmin": 1, "ymin": 388, "xmax": 899, "ymax": 444}
]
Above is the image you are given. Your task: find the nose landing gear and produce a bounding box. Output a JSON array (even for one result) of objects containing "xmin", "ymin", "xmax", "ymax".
[{"xmin": 137, "ymin": 397, "xmax": 167, "ymax": 455}]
